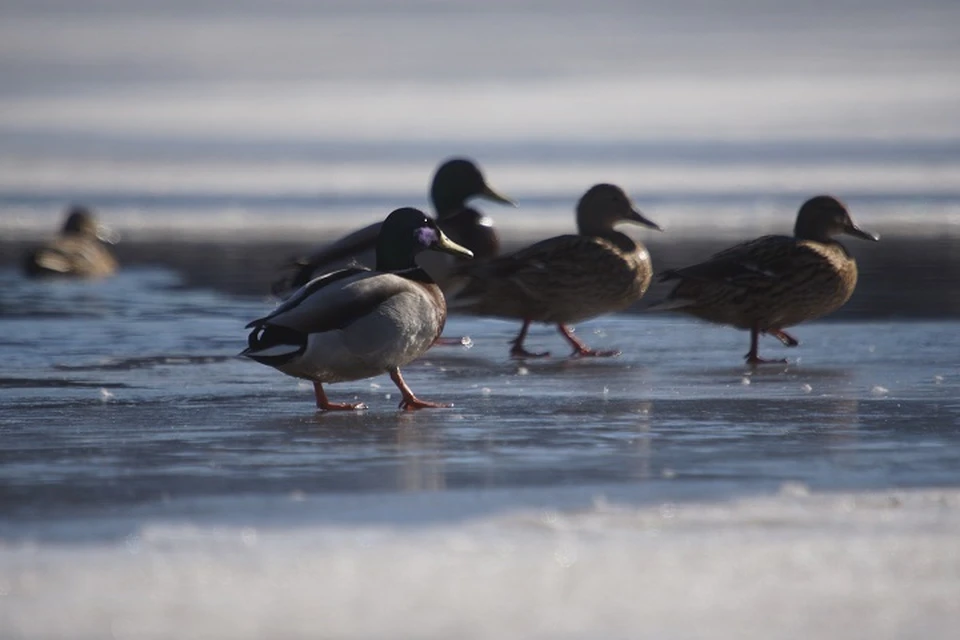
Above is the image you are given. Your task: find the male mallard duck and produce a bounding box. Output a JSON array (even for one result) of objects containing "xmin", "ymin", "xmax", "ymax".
[
  {"xmin": 652, "ymin": 195, "xmax": 878, "ymax": 364},
  {"xmin": 450, "ymin": 183, "xmax": 661, "ymax": 358},
  {"xmin": 272, "ymin": 157, "xmax": 513, "ymax": 295},
  {"xmin": 23, "ymin": 205, "xmax": 118, "ymax": 278},
  {"xmin": 243, "ymin": 207, "xmax": 474, "ymax": 411}
]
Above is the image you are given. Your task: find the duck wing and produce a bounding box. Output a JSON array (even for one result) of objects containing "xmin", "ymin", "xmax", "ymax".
[
  {"xmin": 248, "ymin": 266, "xmax": 372, "ymax": 331},
  {"xmin": 659, "ymin": 235, "xmax": 799, "ymax": 289},
  {"xmin": 454, "ymin": 235, "xmax": 574, "ymax": 292},
  {"xmin": 24, "ymin": 237, "xmax": 116, "ymax": 277},
  {"xmin": 245, "ymin": 267, "xmax": 439, "ymax": 366},
  {"xmin": 451, "ymin": 234, "xmax": 636, "ymax": 314},
  {"xmin": 271, "ymin": 221, "xmax": 383, "ymax": 295}
]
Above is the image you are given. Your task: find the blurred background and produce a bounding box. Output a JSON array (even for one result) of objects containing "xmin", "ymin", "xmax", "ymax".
[{"xmin": 1, "ymin": 0, "xmax": 959, "ymax": 306}]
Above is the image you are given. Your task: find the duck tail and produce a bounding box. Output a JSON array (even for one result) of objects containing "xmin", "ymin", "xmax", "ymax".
[{"xmin": 240, "ymin": 324, "xmax": 306, "ymax": 365}]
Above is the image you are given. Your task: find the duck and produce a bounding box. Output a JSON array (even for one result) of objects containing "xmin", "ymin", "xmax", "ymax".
[
  {"xmin": 271, "ymin": 157, "xmax": 514, "ymax": 296},
  {"xmin": 23, "ymin": 205, "xmax": 118, "ymax": 278},
  {"xmin": 243, "ymin": 207, "xmax": 474, "ymax": 411},
  {"xmin": 449, "ymin": 183, "xmax": 661, "ymax": 358},
  {"xmin": 651, "ymin": 195, "xmax": 878, "ymax": 364}
]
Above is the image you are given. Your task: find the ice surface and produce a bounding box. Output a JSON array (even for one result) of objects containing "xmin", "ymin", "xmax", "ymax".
[{"xmin": 2, "ymin": 487, "xmax": 959, "ymax": 639}]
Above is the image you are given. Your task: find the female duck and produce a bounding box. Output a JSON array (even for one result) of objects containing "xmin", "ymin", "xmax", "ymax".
[
  {"xmin": 23, "ymin": 205, "xmax": 118, "ymax": 278},
  {"xmin": 450, "ymin": 184, "xmax": 661, "ymax": 358},
  {"xmin": 273, "ymin": 157, "xmax": 513, "ymax": 295},
  {"xmin": 244, "ymin": 208, "xmax": 473, "ymax": 411},
  {"xmin": 653, "ymin": 195, "xmax": 878, "ymax": 364}
]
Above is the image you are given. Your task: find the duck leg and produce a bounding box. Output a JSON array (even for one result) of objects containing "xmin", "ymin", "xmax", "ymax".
[
  {"xmin": 314, "ymin": 382, "xmax": 367, "ymax": 411},
  {"xmin": 510, "ymin": 319, "xmax": 550, "ymax": 358},
  {"xmin": 744, "ymin": 322, "xmax": 787, "ymax": 365},
  {"xmin": 389, "ymin": 368, "xmax": 451, "ymax": 410},
  {"xmin": 768, "ymin": 328, "xmax": 799, "ymax": 347},
  {"xmin": 558, "ymin": 324, "xmax": 620, "ymax": 358}
]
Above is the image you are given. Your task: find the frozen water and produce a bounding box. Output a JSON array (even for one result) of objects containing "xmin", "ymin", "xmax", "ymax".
[{"xmin": 2, "ymin": 488, "xmax": 959, "ymax": 639}]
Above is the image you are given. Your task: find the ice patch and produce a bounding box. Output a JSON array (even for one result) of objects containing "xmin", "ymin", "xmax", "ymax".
[{"xmin": 2, "ymin": 488, "xmax": 959, "ymax": 639}]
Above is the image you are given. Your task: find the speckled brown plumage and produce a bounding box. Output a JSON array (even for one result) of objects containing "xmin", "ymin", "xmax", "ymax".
[
  {"xmin": 23, "ymin": 206, "xmax": 118, "ymax": 278},
  {"xmin": 451, "ymin": 183, "xmax": 661, "ymax": 358},
  {"xmin": 655, "ymin": 195, "xmax": 878, "ymax": 364}
]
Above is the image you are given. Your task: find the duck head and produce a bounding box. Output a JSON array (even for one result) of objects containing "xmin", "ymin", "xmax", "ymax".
[
  {"xmin": 794, "ymin": 195, "xmax": 879, "ymax": 243},
  {"xmin": 376, "ymin": 207, "xmax": 474, "ymax": 271},
  {"xmin": 61, "ymin": 205, "xmax": 119, "ymax": 244},
  {"xmin": 576, "ymin": 184, "xmax": 661, "ymax": 235},
  {"xmin": 430, "ymin": 158, "xmax": 515, "ymax": 217}
]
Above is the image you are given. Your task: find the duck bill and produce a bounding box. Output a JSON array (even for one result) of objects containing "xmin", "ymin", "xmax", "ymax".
[
  {"xmin": 843, "ymin": 223, "xmax": 879, "ymax": 242},
  {"xmin": 432, "ymin": 230, "xmax": 474, "ymax": 259},
  {"xmin": 479, "ymin": 184, "xmax": 516, "ymax": 207},
  {"xmin": 630, "ymin": 208, "xmax": 663, "ymax": 232}
]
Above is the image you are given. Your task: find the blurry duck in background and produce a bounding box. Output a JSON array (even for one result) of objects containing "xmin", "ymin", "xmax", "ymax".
[
  {"xmin": 271, "ymin": 157, "xmax": 514, "ymax": 296},
  {"xmin": 449, "ymin": 183, "xmax": 661, "ymax": 358},
  {"xmin": 651, "ymin": 195, "xmax": 878, "ymax": 364},
  {"xmin": 244, "ymin": 207, "xmax": 473, "ymax": 411},
  {"xmin": 23, "ymin": 205, "xmax": 119, "ymax": 278}
]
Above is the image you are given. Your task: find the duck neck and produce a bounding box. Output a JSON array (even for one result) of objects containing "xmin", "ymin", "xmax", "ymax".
[
  {"xmin": 577, "ymin": 216, "xmax": 635, "ymax": 252},
  {"xmin": 431, "ymin": 188, "xmax": 465, "ymax": 219},
  {"xmin": 375, "ymin": 233, "xmax": 417, "ymax": 270},
  {"xmin": 396, "ymin": 266, "xmax": 436, "ymax": 283},
  {"xmin": 794, "ymin": 227, "xmax": 850, "ymax": 256},
  {"xmin": 375, "ymin": 248, "xmax": 435, "ymax": 282},
  {"xmin": 794, "ymin": 218, "xmax": 835, "ymax": 243}
]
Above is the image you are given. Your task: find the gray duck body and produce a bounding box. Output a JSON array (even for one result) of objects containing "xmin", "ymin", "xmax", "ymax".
[
  {"xmin": 249, "ymin": 268, "xmax": 447, "ymax": 384},
  {"xmin": 244, "ymin": 207, "xmax": 473, "ymax": 410}
]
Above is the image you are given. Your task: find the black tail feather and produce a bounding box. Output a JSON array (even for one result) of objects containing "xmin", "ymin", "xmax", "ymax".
[{"xmin": 241, "ymin": 324, "xmax": 307, "ymax": 365}]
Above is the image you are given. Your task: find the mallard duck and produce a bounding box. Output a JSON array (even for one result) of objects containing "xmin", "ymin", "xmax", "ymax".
[
  {"xmin": 23, "ymin": 205, "xmax": 118, "ymax": 278},
  {"xmin": 449, "ymin": 183, "xmax": 661, "ymax": 358},
  {"xmin": 243, "ymin": 207, "xmax": 474, "ymax": 411},
  {"xmin": 272, "ymin": 157, "xmax": 513, "ymax": 295},
  {"xmin": 652, "ymin": 195, "xmax": 878, "ymax": 364}
]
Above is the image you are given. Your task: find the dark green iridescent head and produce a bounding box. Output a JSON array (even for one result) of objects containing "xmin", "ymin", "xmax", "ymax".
[
  {"xmin": 430, "ymin": 158, "xmax": 515, "ymax": 217},
  {"xmin": 794, "ymin": 195, "xmax": 879, "ymax": 243},
  {"xmin": 376, "ymin": 207, "xmax": 474, "ymax": 272}
]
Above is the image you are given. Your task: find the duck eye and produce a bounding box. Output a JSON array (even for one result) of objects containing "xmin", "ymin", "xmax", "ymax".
[{"xmin": 415, "ymin": 227, "xmax": 438, "ymax": 245}]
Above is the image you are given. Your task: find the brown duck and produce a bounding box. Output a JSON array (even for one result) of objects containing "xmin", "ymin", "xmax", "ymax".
[
  {"xmin": 652, "ymin": 195, "xmax": 878, "ymax": 364},
  {"xmin": 23, "ymin": 205, "xmax": 118, "ymax": 278},
  {"xmin": 450, "ymin": 183, "xmax": 661, "ymax": 358}
]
